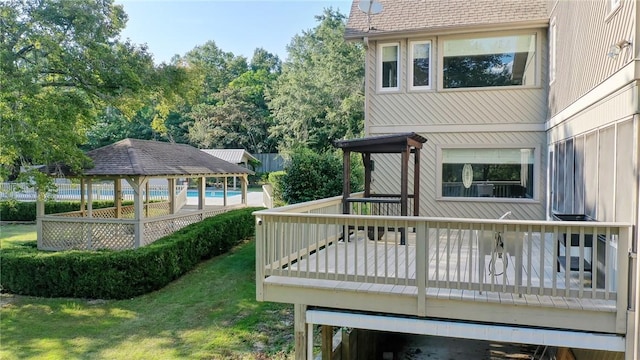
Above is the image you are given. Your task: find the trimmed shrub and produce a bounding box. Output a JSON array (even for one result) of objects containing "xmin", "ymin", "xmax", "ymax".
[
  {"xmin": 0, "ymin": 200, "xmax": 133, "ymax": 222},
  {"xmin": 0, "ymin": 207, "xmax": 262, "ymax": 299}
]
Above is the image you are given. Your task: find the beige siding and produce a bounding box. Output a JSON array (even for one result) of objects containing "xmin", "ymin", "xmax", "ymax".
[
  {"xmin": 364, "ymin": 29, "xmax": 548, "ymax": 220},
  {"xmin": 370, "ymin": 131, "xmax": 546, "ymax": 220},
  {"xmin": 548, "ymin": 0, "xmax": 636, "ymax": 116},
  {"xmin": 549, "ymin": 85, "xmax": 639, "ymax": 224}
]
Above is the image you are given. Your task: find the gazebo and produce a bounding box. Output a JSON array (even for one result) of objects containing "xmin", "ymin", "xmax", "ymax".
[{"xmin": 37, "ymin": 139, "xmax": 253, "ymax": 251}]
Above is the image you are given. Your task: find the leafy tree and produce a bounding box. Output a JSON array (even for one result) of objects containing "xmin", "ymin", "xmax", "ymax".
[
  {"xmin": 187, "ymin": 49, "xmax": 281, "ymax": 153},
  {"xmin": 0, "ymin": 0, "xmax": 187, "ymax": 184},
  {"xmin": 268, "ymin": 8, "xmax": 365, "ymax": 152}
]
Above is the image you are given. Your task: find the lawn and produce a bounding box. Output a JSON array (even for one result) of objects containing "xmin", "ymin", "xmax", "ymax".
[{"xmin": 0, "ymin": 225, "xmax": 294, "ymax": 360}]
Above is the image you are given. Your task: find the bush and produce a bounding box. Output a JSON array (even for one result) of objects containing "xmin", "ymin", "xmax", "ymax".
[
  {"xmin": 0, "ymin": 200, "xmax": 133, "ymax": 222},
  {"xmin": 267, "ymin": 171, "xmax": 286, "ymax": 207},
  {"xmin": 0, "ymin": 207, "xmax": 262, "ymax": 299},
  {"xmin": 281, "ymin": 148, "xmax": 363, "ymax": 204}
]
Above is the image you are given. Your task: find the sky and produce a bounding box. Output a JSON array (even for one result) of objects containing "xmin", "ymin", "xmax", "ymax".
[{"xmin": 115, "ymin": 0, "xmax": 353, "ymax": 64}]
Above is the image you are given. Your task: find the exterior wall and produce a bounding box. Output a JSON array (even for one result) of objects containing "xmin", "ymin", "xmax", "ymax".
[
  {"xmin": 365, "ymin": 29, "xmax": 548, "ymax": 220},
  {"xmin": 548, "ymin": 0, "xmax": 636, "ymax": 117}
]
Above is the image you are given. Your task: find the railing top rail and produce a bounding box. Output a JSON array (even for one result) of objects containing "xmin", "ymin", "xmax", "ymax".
[
  {"xmin": 254, "ymin": 211, "xmax": 633, "ymax": 228},
  {"xmin": 253, "ymin": 193, "xmax": 360, "ymax": 215},
  {"xmin": 40, "ymin": 216, "xmax": 137, "ymax": 224}
]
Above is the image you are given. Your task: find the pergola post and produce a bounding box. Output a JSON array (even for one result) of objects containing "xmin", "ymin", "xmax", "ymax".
[
  {"xmin": 414, "ymin": 149, "xmax": 421, "ymax": 216},
  {"xmin": 342, "ymin": 150, "xmax": 351, "ymax": 215}
]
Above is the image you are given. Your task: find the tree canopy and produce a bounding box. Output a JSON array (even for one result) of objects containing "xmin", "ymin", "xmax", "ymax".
[
  {"xmin": 0, "ymin": 0, "xmax": 189, "ymax": 183},
  {"xmin": 268, "ymin": 9, "xmax": 365, "ymax": 152}
]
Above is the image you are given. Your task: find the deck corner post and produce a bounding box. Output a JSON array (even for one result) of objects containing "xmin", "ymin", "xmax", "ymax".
[
  {"xmin": 294, "ymin": 303, "xmax": 309, "ymax": 360},
  {"xmin": 255, "ymin": 216, "xmax": 264, "ymax": 302},
  {"xmin": 616, "ymin": 226, "xmax": 633, "ymax": 334}
]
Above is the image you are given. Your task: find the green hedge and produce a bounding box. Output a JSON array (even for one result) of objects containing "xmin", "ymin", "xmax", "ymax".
[
  {"xmin": 0, "ymin": 207, "xmax": 262, "ymax": 299},
  {"xmin": 0, "ymin": 200, "xmax": 133, "ymax": 222}
]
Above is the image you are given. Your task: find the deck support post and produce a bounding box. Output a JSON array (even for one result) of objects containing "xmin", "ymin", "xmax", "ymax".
[
  {"xmin": 321, "ymin": 325, "xmax": 333, "ymax": 360},
  {"xmin": 294, "ymin": 304, "xmax": 308, "ymax": 360}
]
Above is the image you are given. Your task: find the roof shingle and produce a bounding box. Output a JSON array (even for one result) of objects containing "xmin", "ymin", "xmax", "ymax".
[
  {"xmin": 74, "ymin": 139, "xmax": 253, "ymax": 177},
  {"xmin": 346, "ymin": 0, "xmax": 548, "ymax": 39}
]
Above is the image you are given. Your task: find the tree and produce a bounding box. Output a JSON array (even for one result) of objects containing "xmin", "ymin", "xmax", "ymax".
[
  {"xmin": 0, "ymin": 0, "xmax": 186, "ymax": 184},
  {"xmin": 186, "ymin": 48, "xmax": 281, "ymax": 153},
  {"xmin": 268, "ymin": 8, "xmax": 365, "ymax": 152}
]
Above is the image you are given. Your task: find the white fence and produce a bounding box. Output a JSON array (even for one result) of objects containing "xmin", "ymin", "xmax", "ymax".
[{"xmin": 1, "ymin": 182, "xmax": 184, "ymax": 202}]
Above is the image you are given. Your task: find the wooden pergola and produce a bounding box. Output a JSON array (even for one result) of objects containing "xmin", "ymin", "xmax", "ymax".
[
  {"xmin": 334, "ymin": 133, "xmax": 428, "ymax": 243},
  {"xmin": 37, "ymin": 139, "xmax": 253, "ymax": 251}
]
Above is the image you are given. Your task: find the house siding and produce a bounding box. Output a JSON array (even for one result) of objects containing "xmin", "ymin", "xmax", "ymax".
[
  {"xmin": 365, "ymin": 29, "xmax": 548, "ymax": 220},
  {"xmin": 548, "ymin": 0, "xmax": 636, "ymax": 117}
]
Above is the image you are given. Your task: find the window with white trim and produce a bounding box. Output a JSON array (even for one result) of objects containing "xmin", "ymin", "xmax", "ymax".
[
  {"xmin": 441, "ymin": 148, "xmax": 535, "ymax": 199},
  {"xmin": 550, "ymin": 19, "xmax": 556, "ymax": 83},
  {"xmin": 442, "ymin": 33, "xmax": 537, "ymax": 89},
  {"xmin": 409, "ymin": 40, "xmax": 432, "ymax": 90},
  {"xmin": 377, "ymin": 43, "xmax": 399, "ymax": 91}
]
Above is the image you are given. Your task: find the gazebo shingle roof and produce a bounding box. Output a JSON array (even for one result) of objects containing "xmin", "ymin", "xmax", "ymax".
[
  {"xmin": 78, "ymin": 139, "xmax": 253, "ymax": 177},
  {"xmin": 345, "ymin": 0, "xmax": 548, "ymax": 39}
]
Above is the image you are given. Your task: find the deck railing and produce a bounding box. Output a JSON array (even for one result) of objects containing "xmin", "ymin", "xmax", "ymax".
[{"xmin": 255, "ymin": 195, "xmax": 635, "ymax": 332}]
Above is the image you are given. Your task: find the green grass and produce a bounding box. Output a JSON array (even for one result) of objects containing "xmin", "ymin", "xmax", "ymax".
[
  {"xmin": 0, "ymin": 224, "xmax": 37, "ymax": 249},
  {"xmin": 0, "ymin": 225, "xmax": 294, "ymax": 359}
]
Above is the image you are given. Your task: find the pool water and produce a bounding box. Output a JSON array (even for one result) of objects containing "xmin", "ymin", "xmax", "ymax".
[{"xmin": 186, "ymin": 190, "xmax": 241, "ymax": 198}]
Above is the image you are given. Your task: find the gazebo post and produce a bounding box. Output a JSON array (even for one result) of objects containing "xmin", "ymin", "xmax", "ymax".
[
  {"xmin": 168, "ymin": 178, "xmax": 176, "ymax": 214},
  {"xmin": 127, "ymin": 177, "xmax": 147, "ymax": 248},
  {"xmin": 145, "ymin": 181, "xmax": 150, "ymax": 217},
  {"xmin": 80, "ymin": 178, "xmax": 86, "ymax": 216},
  {"xmin": 36, "ymin": 189, "xmax": 44, "ymax": 249},
  {"xmin": 198, "ymin": 177, "xmax": 205, "ymax": 210},
  {"xmin": 87, "ymin": 178, "xmax": 93, "ymax": 218},
  {"xmin": 115, "ymin": 179, "xmax": 122, "ymax": 218},
  {"xmin": 241, "ymin": 175, "xmax": 248, "ymax": 205},
  {"xmin": 223, "ymin": 177, "xmax": 228, "ymax": 207}
]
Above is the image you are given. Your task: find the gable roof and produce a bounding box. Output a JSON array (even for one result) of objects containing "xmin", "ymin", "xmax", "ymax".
[
  {"xmin": 47, "ymin": 139, "xmax": 254, "ymax": 178},
  {"xmin": 345, "ymin": 0, "xmax": 548, "ymax": 39},
  {"xmin": 201, "ymin": 149, "xmax": 258, "ymax": 165}
]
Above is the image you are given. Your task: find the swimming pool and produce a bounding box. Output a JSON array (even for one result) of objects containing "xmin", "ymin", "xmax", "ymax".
[{"xmin": 186, "ymin": 190, "xmax": 241, "ymax": 198}]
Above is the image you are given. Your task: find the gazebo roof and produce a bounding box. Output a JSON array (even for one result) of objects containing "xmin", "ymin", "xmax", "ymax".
[{"xmin": 46, "ymin": 139, "xmax": 254, "ymax": 178}]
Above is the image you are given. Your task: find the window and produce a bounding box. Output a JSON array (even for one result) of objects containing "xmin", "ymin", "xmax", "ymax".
[
  {"xmin": 378, "ymin": 43, "xmax": 399, "ymax": 91},
  {"xmin": 409, "ymin": 40, "xmax": 432, "ymax": 90},
  {"xmin": 550, "ymin": 19, "xmax": 556, "ymax": 83},
  {"xmin": 441, "ymin": 148, "xmax": 535, "ymax": 199},
  {"xmin": 442, "ymin": 33, "xmax": 537, "ymax": 89}
]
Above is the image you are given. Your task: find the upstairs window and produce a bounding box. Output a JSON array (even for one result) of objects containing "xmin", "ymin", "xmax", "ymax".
[
  {"xmin": 378, "ymin": 43, "xmax": 399, "ymax": 91},
  {"xmin": 442, "ymin": 33, "xmax": 537, "ymax": 89},
  {"xmin": 409, "ymin": 40, "xmax": 432, "ymax": 90}
]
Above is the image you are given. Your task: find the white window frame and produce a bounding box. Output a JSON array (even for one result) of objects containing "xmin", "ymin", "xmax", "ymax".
[
  {"xmin": 377, "ymin": 42, "xmax": 400, "ymax": 92},
  {"xmin": 435, "ymin": 144, "xmax": 540, "ymax": 202},
  {"xmin": 549, "ymin": 18, "xmax": 556, "ymax": 84},
  {"xmin": 437, "ymin": 30, "xmax": 541, "ymax": 91},
  {"xmin": 408, "ymin": 40, "xmax": 433, "ymax": 91}
]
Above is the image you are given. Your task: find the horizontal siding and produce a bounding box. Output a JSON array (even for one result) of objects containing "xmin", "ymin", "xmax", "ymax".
[
  {"xmin": 549, "ymin": 0, "xmax": 636, "ymax": 117},
  {"xmin": 370, "ymin": 131, "xmax": 547, "ymax": 220}
]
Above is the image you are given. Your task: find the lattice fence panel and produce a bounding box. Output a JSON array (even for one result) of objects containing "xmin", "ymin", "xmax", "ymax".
[
  {"xmin": 92, "ymin": 208, "xmax": 117, "ymax": 218},
  {"xmin": 41, "ymin": 221, "xmax": 135, "ymax": 250},
  {"xmin": 147, "ymin": 202, "xmax": 171, "ymax": 217},
  {"xmin": 56, "ymin": 211, "xmax": 84, "ymax": 218},
  {"xmin": 143, "ymin": 214, "xmax": 203, "ymax": 245}
]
